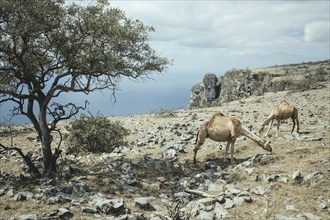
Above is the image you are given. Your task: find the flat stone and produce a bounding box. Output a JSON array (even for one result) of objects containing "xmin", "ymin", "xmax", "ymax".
[
  {"xmin": 13, "ymin": 192, "xmax": 28, "ymax": 201},
  {"xmin": 250, "ymin": 186, "xmax": 267, "ymax": 196},
  {"xmin": 237, "ymin": 161, "xmax": 252, "ymax": 168},
  {"xmin": 274, "ymin": 215, "xmax": 297, "ymax": 220},
  {"xmin": 81, "ymin": 206, "xmax": 97, "ymax": 214},
  {"xmin": 286, "ymin": 205, "xmax": 296, "ymax": 210},
  {"xmin": 303, "ymin": 171, "xmax": 323, "ymax": 182},
  {"xmin": 265, "ymin": 173, "xmax": 279, "ymax": 182},
  {"xmin": 315, "ymin": 197, "xmax": 327, "ymax": 209},
  {"xmin": 0, "ymin": 187, "xmax": 11, "ymax": 196},
  {"xmin": 42, "ymin": 207, "xmax": 73, "ymax": 219},
  {"xmin": 297, "ymin": 212, "xmax": 321, "ymax": 220},
  {"xmin": 225, "ymin": 184, "xmax": 241, "ymax": 195},
  {"xmin": 183, "ymin": 200, "xmax": 206, "ymax": 217},
  {"xmin": 57, "ymin": 208, "xmax": 73, "ymax": 219},
  {"xmin": 278, "ymin": 174, "xmax": 289, "ymax": 183},
  {"xmin": 17, "ymin": 214, "xmax": 38, "ymax": 220},
  {"xmin": 235, "ymin": 191, "xmax": 252, "ymax": 204},
  {"xmin": 208, "ymin": 183, "xmax": 224, "ymax": 192},
  {"xmin": 292, "ymin": 171, "xmax": 303, "ymax": 183},
  {"xmin": 197, "ymin": 197, "xmax": 217, "ymax": 206},
  {"xmin": 217, "ymin": 194, "xmax": 228, "ymax": 204},
  {"xmin": 134, "ymin": 197, "xmax": 156, "ymax": 210},
  {"xmin": 233, "ymin": 196, "xmax": 245, "ymax": 206},
  {"xmin": 244, "ymin": 168, "xmax": 255, "ymax": 174},
  {"xmin": 214, "ymin": 203, "xmax": 230, "ymax": 219},
  {"xmin": 223, "ymin": 198, "xmax": 235, "ymax": 209},
  {"xmin": 162, "ymin": 148, "xmax": 177, "ymax": 160},
  {"xmin": 174, "ymin": 192, "xmax": 191, "ymax": 198},
  {"xmin": 94, "ymin": 198, "xmax": 124, "ymax": 214},
  {"xmin": 197, "ymin": 210, "xmax": 214, "ymax": 220}
]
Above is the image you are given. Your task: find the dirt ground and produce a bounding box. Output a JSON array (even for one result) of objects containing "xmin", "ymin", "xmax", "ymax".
[{"xmin": 0, "ymin": 85, "xmax": 329, "ymax": 220}]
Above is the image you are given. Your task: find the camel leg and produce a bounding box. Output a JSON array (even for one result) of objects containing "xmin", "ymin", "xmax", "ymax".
[
  {"xmin": 296, "ymin": 115, "xmax": 300, "ymax": 134},
  {"xmin": 291, "ymin": 117, "xmax": 296, "ymax": 133},
  {"xmin": 275, "ymin": 119, "xmax": 281, "ymax": 137},
  {"xmin": 230, "ymin": 141, "xmax": 236, "ymax": 164},
  {"xmin": 193, "ymin": 143, "xmax": 202, "ymax": 164},
  {"xmin": 223, "ymin": 141, "xmax": 231, "ymax": 163},
  {"xmin": 265, "ymin": 119, "xmax": 274, "ymax": 137},
  {"xmin": 193, "ymin": 130, "xmax": 207, "ymax": 164}
]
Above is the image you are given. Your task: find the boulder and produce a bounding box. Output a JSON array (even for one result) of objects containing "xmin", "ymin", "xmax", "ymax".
[{"xmin": 94, "ymin": 197, "xmax": 125, "ymax": 215}]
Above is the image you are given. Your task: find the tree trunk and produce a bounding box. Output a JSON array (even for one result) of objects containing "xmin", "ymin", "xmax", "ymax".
[{"xmin": 39, "ymin": 106, "xmax": 56, "ymax": 174}]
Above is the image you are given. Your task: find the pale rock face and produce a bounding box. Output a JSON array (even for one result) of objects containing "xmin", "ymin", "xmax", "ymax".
[
  {"xmin": 203, "ymin": 73, "xmax": 219, "ymax": 102},
  {"xmin": 188, "ymin": 83, "xmax": 204, "ymax": 108}
]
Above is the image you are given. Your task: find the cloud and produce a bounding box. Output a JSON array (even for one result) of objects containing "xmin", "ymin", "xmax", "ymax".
[
  {"xmin": 81, "ymin": 1, "xmax": 330, "ymax": 77},
  {"xmin": 304, "ymin": 21, "xmax": 329, "ymax": 42},
  {"xmin": 113, "ymin": 1, "xmax": 328, "ymax": 55}
]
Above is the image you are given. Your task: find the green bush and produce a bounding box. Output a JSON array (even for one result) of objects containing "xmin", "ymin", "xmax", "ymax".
[{"xmin": 64, "ymin": 115, "xmax": 130, "ymax": 154}]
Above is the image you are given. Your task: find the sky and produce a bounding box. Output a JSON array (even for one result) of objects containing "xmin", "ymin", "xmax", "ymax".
[{"xmin": 1, "ymin": 0, "xmax": 329, "ymax": 124}]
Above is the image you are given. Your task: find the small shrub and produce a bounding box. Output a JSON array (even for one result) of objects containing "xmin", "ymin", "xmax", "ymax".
[
  {"xmin": 64, "ymin": 115, "xmax": 130, "ymax": 154},
  {"xmin": 314, "ymin": 66, "xmax": 329, "ymax": 82}
]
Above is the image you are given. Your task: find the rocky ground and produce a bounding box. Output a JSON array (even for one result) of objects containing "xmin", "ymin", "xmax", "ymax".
[{"xmin": 0, "ymin": 85, "xmax": 329, "ymax": 220}]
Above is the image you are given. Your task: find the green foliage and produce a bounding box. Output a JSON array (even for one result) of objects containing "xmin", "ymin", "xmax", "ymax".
[{"xmin": 65, "ymin": 115, "xmax": 130, "ymax": 154}]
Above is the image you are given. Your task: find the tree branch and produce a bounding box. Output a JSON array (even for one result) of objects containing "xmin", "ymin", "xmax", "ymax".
[{"xmin": 48, "ymin": 100, "xmax": 89, "ymax": 131}]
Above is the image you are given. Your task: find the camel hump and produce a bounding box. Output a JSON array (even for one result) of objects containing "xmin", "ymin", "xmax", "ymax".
[
  {"xmin": 228, "ymin": 117, "xmax": 242, "ymax": 136},
  {"xmin": 206, "ymin": 112, "xmax": 224, "ymax": 125},
  {"xmin": 229, "ymin": 117, "xmax": 242, "ymax": 127},
  {"xmin": 280, "ymin": 100, "xmax": 290, "ymax": 105},
  {"xmin": 213, "ymin": 112, "xmax": 225, "ymax": 117}
]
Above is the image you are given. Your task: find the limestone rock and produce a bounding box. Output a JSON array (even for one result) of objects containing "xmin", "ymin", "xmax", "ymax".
[
  {"xmin": 134, "ymin": 196, "xmax": 156, "ymax": 210},
  {"xmin": 17, "ymin": 214, "xmax": 38, "ymax": 220},
  {"xmin": 297, "ymin": 212, "xmax": 321, "ymax": 220},
  {"xmin": 250, "ymin": 186, "xmax": 267, "ymax": 196},
  {"xmin": 42, "ymin": 207, "xmax": 73, "ymax": 220},
  {"xmin": 203, "ymin": 73, "xmax": 219, "ymax": 102},
  {"xmin": 94, "ymin": 197, "xmax": 125, "ymax": 215},
  {"xmin": 292, "ymin": 170, "xmax": 303, "ymax": 183},
  {"xmin": 214, "ymin": 203, "xmax": 231, "ymax": 219}
]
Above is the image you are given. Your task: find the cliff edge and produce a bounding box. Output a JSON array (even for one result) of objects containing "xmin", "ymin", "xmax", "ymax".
[{"xmin": 188, "ymin": 60, "xmax": 330, "ymax": 108}]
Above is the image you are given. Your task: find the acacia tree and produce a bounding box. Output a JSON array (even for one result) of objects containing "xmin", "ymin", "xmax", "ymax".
[{"xmin": 0, "ymin": 0, "xmax": 171, "ymax": 175}]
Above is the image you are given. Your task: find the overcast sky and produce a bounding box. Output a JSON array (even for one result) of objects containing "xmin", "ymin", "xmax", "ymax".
[
  {"xmin": 1, "ymin": 0, "xmax": 329, "ymax": 124},
  {"xmin": 112, "ymin": 1, "xmax": 329, "ymax": 71}
]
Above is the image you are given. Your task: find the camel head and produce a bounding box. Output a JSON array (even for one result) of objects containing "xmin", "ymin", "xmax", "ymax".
[
  {"xmin": 258, "ymin": 123, "xmax": 265, "ymax": 134},
  {"xmin": 262, "ymin": 140, "xmax": 272, "ymax": 152}
]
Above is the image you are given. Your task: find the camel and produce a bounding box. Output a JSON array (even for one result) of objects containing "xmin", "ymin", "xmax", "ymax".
[
  {"xmin": 259, "ymin": 100, "xmax": 300, "ymax": 137},
  {"xmin": 193, "ymin": 112, "xmax": 272, "ymax": 164}
]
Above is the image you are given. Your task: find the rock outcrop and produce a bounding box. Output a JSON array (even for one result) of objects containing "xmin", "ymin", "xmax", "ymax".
[
  {"xmin": 188, "ymin": 60, "xmax": 330, "ymax": 108},
  {"xmin": 188, "ymin": 73, "xmax": 220, "ymax": 108}
]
